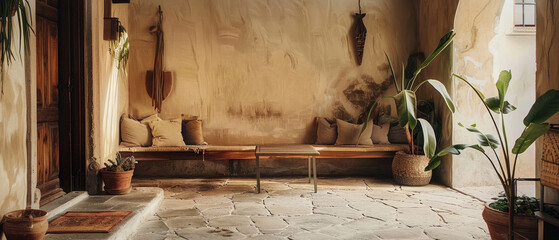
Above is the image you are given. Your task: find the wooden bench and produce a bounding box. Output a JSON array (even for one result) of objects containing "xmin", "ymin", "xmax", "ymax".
[{"xmin": 119, "ymin": 144, "xmax": 409, "ymax": 161}]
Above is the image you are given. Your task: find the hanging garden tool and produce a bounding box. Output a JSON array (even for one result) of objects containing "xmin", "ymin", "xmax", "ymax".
[
  {"xmin": 352, "ymin": 0, "xmax": 367, "ymax": 65},
  {"xmin": 146, "ymin": 5, "xmax": 172, "ymax": 112}
]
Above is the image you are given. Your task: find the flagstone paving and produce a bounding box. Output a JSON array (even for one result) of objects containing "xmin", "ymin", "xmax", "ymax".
[{"xmin": 131, "ymin": 178, "xmax": 495, "ymax": 239}]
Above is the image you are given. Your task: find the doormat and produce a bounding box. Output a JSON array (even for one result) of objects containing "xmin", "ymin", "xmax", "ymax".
[{"xmin": 47, "ymin": 211, "xmax": 132, "ymax": 233}]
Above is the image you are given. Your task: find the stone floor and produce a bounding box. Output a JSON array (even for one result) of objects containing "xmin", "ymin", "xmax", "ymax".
[
  {"xmin": 43, "ymin": 187, "xmax": 164, "ymax": 240},
  {"xmin": 130, "ymin": 177, "xmax": 512, "ymax": 240}
]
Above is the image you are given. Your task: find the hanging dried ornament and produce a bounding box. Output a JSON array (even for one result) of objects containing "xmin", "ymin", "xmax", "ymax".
[{"xmin": 353, "ymin": 0, "xmax": 366, "ymax": 65}]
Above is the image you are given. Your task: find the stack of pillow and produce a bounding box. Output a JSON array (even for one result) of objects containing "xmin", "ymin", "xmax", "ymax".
[
  {"xmin": 315, "ymin": 116, "xmax": 404, "ymax": 145},
  {"xmin": 120, "ymin": 114, "xmax": 206, "ymax": 147}
]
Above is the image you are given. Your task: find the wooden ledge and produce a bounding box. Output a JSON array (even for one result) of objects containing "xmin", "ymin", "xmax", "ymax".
[{"xmin": 119, "ymin": 144, "xmax": 408, "ymax": 161}]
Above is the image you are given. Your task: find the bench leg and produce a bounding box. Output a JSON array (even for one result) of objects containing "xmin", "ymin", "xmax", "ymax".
[
  {"xmin": 256, "ymin": 156, "xmax": 260, "ymax": 193},
  {"xmin": 308, "ymin": 157, "xmax": 311, "ymax": 183},
  {"xmin": 312, "ymin": 156, "xmax": 317, "ymax": 193}
]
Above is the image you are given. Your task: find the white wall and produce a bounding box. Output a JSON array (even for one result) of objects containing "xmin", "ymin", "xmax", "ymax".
[{"xmin": 492, "ymin": 0, "xmax": 536, "ymax": 179}]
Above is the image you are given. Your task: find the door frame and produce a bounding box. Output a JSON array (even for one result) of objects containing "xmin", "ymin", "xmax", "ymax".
[{"xmin": 58, "ymin": 0, "xmax": 86, "ymax": 192}]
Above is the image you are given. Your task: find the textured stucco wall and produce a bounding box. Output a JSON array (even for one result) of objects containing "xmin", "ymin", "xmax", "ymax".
[
  {"xmin": 451, "ymin": 0, "xmax": 506, "ymax": 187},
  {"xmin": 86, "ymin": 0, "xmax": 130, "ymax": 194},
  {"xmin": 536, "ymin": 0, "xmax": 559, "ymax": 203},
  {"xmin": 0, "ymin": 0, "xmax": 35, "ymax": 229},
  {"xmin": 416, "ymin": 0, "xmax": 459, "ymax": 187},
  {"xmin": 127, "ymin": 0, "xmax": 417, "ymax": 145},
  {"xmin": 493, "ymin": 0, "xmax": 536, "ymax": 179}
]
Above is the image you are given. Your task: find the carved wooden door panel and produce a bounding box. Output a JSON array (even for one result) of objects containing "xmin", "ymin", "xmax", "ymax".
[{"xmin": 36, "ymin": 0, "xmax": 64, "ymax": 205}]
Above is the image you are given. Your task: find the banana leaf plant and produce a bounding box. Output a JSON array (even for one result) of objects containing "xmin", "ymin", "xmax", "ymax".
[
  {"xmin": 1, "ymin": 0, "xmax": 33, "ymax": 94},
  {"xmin": 361, "ymin": 30, "xmax": 456, "ymax": 159},
  {"xmin": 425, "ymin": 70, "xmax": 559, "ymax": 240}
]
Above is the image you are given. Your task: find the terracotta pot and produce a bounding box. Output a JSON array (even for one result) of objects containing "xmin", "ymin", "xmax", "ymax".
[
  {"xmin": 482, "ymin": 204, "xmax": 538, "ymax": 240},
  {"xmin": 2, "ymin": 209, "xmax": 48, "ymax": 240},
  {"xmin": 101, "ymin": 168, "xmax": 134, "ymax": 194},
  {"xmin": 392, "ymin": 151, "xmax": 432, "ymax": 186}
]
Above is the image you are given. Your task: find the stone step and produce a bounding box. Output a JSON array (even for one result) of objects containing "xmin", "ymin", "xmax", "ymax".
[{"xmin": 42, "ymin": 187, "xmax": 164, "ymax": 240}]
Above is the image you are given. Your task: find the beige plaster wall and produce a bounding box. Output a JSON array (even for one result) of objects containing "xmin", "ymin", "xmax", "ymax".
[
  {"xmin": 416, "ymin": 0, "xmax": 459, "ymax": 186},
  {"xmin": 536, "ymin": 0, "xmax": 559, "ymax": 203},
  {"xmin": 0, "ymin": 0, "xmax": 35, "ymax": 229},
  {"xmin": 86, "ymin": 0, "xmax": 130, "ymax": 194},
  {"xmin": 493, "ymin": 0, "xmax": 536, "ymax": 179},
  {"xmin": 452, "ymin": 0, "xmax": 506, "ymax": 187},
  {"xmin": 127, "ymin": 0, "xmax": 417, "ymax": 145}
]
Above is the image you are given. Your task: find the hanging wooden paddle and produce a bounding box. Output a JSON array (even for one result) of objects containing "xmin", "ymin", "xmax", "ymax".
[
  {"xmin": 353, "ymin": 0, "xmax": 367, "ymax": 65},
  {"xmin": 146, "ymin": 5, "xmax": 172, "ymax": 112}
]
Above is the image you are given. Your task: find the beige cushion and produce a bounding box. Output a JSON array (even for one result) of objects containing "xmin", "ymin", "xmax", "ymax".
[
  {"xmin": 141, "ymin": 114, "xmax": 161, "ymax": 124},
  {"xmin": 372, "ymin": 123, "xmax": 391, "ymax": 144},
  {"xmin": 120, "ymin": 116, "xmax": 151, "ymax": 147},
  {"xmin": 149, "ymin": 118, "xmax": 186, "ymax": 147},
  {"xmin": 315, "ymin": 117, "xmax": 337, "ymax": 145},
  {"xmin": 335, "ymin": 119, "xmax": 373, "ymax": 145},
  {"xmin": 182, "ymin": 119, "xmax": 205, "ymax": 145}
]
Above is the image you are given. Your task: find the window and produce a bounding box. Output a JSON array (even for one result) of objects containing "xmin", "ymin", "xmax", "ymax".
[{"xmin": 514, "ymin": 0, "xmax": 536, "ymax": 27}]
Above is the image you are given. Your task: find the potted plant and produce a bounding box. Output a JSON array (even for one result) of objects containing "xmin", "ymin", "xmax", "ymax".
[
  {"xmin": 109, "ymin": 25, "xmax": 129, "ymax": 71},
  {"xmin": 1, "ymin": 209, "xmax": 48, "ymax": 240},
  {"xmin": 425, "ymin": 70, "xmax": 559, "ymax": 239},
  {"xmin": 101, "ymin": 153, "xmax": 137, "ymax": 194},
  {"xmin": 1, "ymin": 0, "xmax": 33, "ymax": 94},
  {"xmin": 361, "ymin": 30, "xmax": 456, "ymax": 186}
]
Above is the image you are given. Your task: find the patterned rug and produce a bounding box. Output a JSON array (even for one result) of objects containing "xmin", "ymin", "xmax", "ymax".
[{"xmin": 47, "ymin": 211, "xmax": 132, "ymax": 233}]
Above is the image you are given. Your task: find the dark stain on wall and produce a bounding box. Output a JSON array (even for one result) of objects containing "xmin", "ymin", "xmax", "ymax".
[
  {"xmin": 332, "ymin": 102, "xmax": 356, "ymax": 122},
  {"xmin": 343, "ymin": 74, "xmax": 392, "ymax": 110},
  {"xmin": 333, "ymin": 72, "xmax": 393, "ymax": 123},
  {"xmin": 227, "ymin": 102, "xmax": 283, "ymax": 120}
]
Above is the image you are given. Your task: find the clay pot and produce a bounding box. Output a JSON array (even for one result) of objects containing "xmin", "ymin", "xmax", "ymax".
[
  {"xmin": 482, "ymin": 204, "xmax": 538, "ymax": 240},
  {"xmin": 2, "ymin": 209, "xmax": 48, "ymax": 240},
  {"xmin": 101, "ymin": 168, "xmax": 134, "ymax": 194},
  {"xmin": 392, "ymin": 151, "xmax": 432, "ymax": 186}
]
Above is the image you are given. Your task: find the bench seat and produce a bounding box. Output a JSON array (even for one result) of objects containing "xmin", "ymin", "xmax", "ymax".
[{"xmin": 119, "ymin": 144, "xmax": 409, "ymax": 161}]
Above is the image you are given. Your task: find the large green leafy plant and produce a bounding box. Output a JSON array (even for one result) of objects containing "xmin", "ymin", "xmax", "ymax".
[
  {"xmin": 362, "ymin": 30, "xmax": 455, "ymax": 159},
  {"xmin": 425, "ymin": 70, "xmax": 559, "ymax": 239},
  {"xmin": 1, "ymin": 0, "xmax": 33, "ymax": 94},
  {"xmin": 109, "ymin": 25, "xmax": 129, "ymax": 71}
]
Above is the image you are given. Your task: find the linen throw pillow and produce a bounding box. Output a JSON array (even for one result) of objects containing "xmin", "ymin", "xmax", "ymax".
[
  {"xmin": 120, "ymin": 116, "xmax": 151, "ymax": 147},
  {"xmin": 372, "ymin": 123, "xmax": 391, "ymax": 144},
  {"xmin": 182, "ymin": 119, "xmax": 205, "ymax": 145},
  {"xmin": 315, "ymin": 117, "xmax": 337, "ymax": 145},
  {"xmin": 149, "ymin": 118, "xmax": 186, "ymax": 147},
  {"xmin": 120, "ymin": 114, "xmax": 161, "ymax": 147},
  {"xmin": 388, "ymin": 125, "xmax": 408, "ymax": 144},
  {"xmin": 335, "ymin": 119, "xmax": 373, "ymax": 145}
]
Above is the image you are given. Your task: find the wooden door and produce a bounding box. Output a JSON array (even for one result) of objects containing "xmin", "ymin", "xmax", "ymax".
[{"xmin": 36, "ymin": 0, "xmax": 64, "ymax": 205}]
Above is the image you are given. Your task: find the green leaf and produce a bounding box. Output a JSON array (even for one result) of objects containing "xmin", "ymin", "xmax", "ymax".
[
  {"xmin": 385, "ymin": 52, "xmax": 400, "ymax": 93},
  {"xmin": 425, "ymin": 79, "xmax": 455, "ymax": 113},
  {"xmin": 401, "ymin": 63, "xmax": 406, "ymax": 91},
  {"xmin": 485, "ymin": 97, "xmax": 500, "ymax": 113},
  {"xmin": 425, "ymin": 144, "xmax": 484, "ymax": 171},
  {"xmin": 415, "ymin": 30, "xmax": 455, "ymax": 77},
  {"xmin": 394, "ymin": 90, "xmax": 417, "ymax": 130},
  {"xmin": 417, "ymin": 118, "xmax": 437, "ymax": 158},
  {"xmin": 485, "ymin": 97, "xmax": 516, "ymax": 114},
  {"xmin": 496, "ymin": 70, "xmax": 512, "ymax": 110},
  {"xmin": 523, "ymin": 89, "xmax": 559, "ymax": 126},
  {"xmin": 512, "ymin": 123, "xmax": 550, "ymax": 154},
  {"xmin": 461, "ymin": 124, "xmax": 500, "ymax": 149},
  {"xmin": 453, "ymin": 74, "xmax": 486, "ymax": 100}
]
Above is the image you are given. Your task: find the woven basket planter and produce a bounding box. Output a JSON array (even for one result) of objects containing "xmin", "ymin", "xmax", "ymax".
[{"xmin": 392, "ymin": 151, "xmax": 432, "ymax": 186}]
